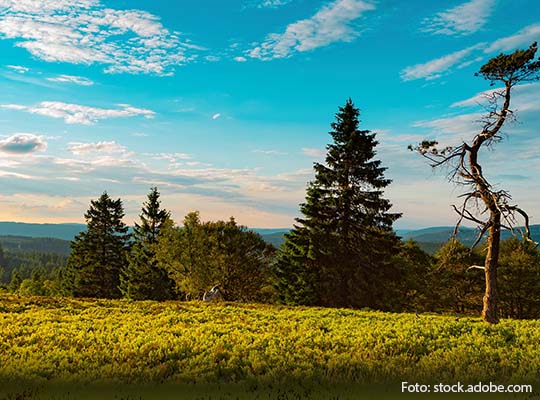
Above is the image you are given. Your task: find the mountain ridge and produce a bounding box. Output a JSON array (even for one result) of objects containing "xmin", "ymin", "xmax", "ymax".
[{"xmin": 0, "ymin": 222, "xmax": 538, "ymax": 255}]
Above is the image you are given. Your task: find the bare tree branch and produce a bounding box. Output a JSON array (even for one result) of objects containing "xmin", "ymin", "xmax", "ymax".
[{"xmin": 471, "ymin": 223, "xmax": 490, "ymax": 251}]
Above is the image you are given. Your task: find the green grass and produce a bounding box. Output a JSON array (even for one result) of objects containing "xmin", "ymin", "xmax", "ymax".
[{"xmin": 1, "ymin": 294, "xmax": 539, "ymax": 399}]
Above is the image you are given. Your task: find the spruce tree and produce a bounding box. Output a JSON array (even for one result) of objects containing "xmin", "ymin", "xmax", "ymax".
[
  {"xmin": 9, "ymin": 270, "xmax": 22, "ymax": 293},
  {"xmin": 64, "ymin": 192, "xmax": 130, "ymax": 298},
  {"xmin": 120, "ymin": 187, "xmax": 175, "ymax": 300},
  {"xmin": 276, "ymin": 99, "xmax": 401, "ymax": 309}
]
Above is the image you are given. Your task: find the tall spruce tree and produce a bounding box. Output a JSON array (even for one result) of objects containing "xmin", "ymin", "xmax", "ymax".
[
  {"xmin": 64, "ymin": 192, "xmax": 130, "ymax": 298},
  {"xmin": 120, "ymin": 187, "xmax": 175, "ymax": 300},
  {"xmin": 276, "ymin": 99, "xmax": 401, "ymax": 308}
]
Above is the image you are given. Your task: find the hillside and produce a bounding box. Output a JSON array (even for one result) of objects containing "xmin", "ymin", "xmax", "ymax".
[
  {"xmin": 399, "ymin": 225, "xmax": 540, "ymax": 254},
  {"xmin": 254, "ymin": 230, "xmax": 288, "ymax": 247},
  {"xmin": 0, "ymin": 222, "xmax": 85, "ymax": 241},
  {"xmin": 0, "ymin": 295, "xmax": 538, "ymax": 399},
  {"xmin": 255, "ymin": 226, "xmax": 540, "ymax": 252},
  {"xmin": 0, "ymin": 236, "xmax": 71, "ymax": 256},
  {"xmin": 0, "ymin": 222, "xmax": 289, "ymax": 251},
  {"xmin": 0, "ymin": 222, "xmax": 538, "ymax": 256}
]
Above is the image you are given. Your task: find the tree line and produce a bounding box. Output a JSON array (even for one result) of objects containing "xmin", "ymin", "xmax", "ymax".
[
  {"xmin": 3, "ymin": 96, "xmax": 539, "ymax": 319},
  {"xmin": 3, "ymin": 201, "xmax": 539, "ymax": 319},
  {"xmin": 0, "ymin": 247, "xmax": 66, "ymax": 295}
]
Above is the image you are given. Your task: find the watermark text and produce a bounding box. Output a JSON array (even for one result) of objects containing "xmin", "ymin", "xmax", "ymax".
[{"xmin": 401, "ymin": 381, "xmax": 533, "ymax": 394}]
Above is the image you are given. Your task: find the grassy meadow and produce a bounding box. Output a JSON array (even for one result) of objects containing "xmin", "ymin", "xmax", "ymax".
[{"xmin": 1, "ymin": 294, "xmax": 539, "ymax": 399}]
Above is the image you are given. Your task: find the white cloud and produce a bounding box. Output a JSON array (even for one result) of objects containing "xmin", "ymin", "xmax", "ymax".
[
  {"xmin": 253, "ymin": 149, "xmax": 288, "ymax": 155},
  {"xmin": 184, "ymin": 161, "xmax": 212, "ymax": 167},
  {"xmin": 422, "ymin": 0, "xmax": 495, "ymax": 36},
  {"xmin": 247, "ymin": 0, "xmax": 375, "ymax": 60},
  {"xmin": 400, "ymin": 44, "xmax": 485, "ymax": 81},
  {"xmin": 1, "ymin": 104, "xmax": 27, "ymax": 111},
  {"xmin": 452, "ymin": 83, "xmax": 540, "ymax": 112},
  {"xmin": 413, "ymin": 83, "xmax": 540, "ymax": 145},
  {"xmin": 413, "ymin": 113, "xmax": 484, "ymax": 142},
  {"xmin": 256, "ymin": 0, "xmax": 293, "ymax": 8},
  {"xmin": 234, "ymin": 56, "xmax": 247, "ymax": 62},
  {"xmin": 68, "ymin": 141, "xmax": 127, "ymax": 155},
  {"xmin": 46, "ymin": 74, "xmax": 94, "ymax": 86},
  {"xmin": 485, "ymin": 24, "xmax": 540, "ymax": 53},
  {"xmin": 0, "ymin": 170, "xmax": 38, "ymax": 179},
  {"xmin": 0, "ymin": 0, "xmax": 98, "ymax": 13},
  {"xmin": 302, "ymin": 147, "xmax": 326, "ymax": 157},
  {"xmin": 451, "ymin": 87, "xmax": 504, "ymax": 108},
  {"xmin": 402, "ymin": 24, "xmax": 540, "ymax": 82},
  {"xmin": 0, "ymin": 0, "xmax": 200, "ymax": 75},
  {"xmin": 2, "ymin": 101, "xmax": 155, "ymax": 125},
  {"xmin": 212, "ymin": 113, "xmax": 221, "ymax": 120},
  {"xmin": 147, "ymin": 152, "xmax": 192, "ymax": 161},
  {"xmin": 6, "ymin": 65, "xmax": 29, "ymax": 73},
  {"xmin": 0, "ymin": 133, "xmax": 47, "ymax": 154}
]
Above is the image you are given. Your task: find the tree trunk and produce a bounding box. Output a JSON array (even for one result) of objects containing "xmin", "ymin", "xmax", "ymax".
[{"xmin": 482, "ymin": 213, "xmax": 500, "ymax": 324}]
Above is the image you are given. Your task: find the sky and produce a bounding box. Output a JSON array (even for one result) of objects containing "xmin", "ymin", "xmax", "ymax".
[{"xmin": 0, "ymin": 0, "xmax": 539, "ymax": 229}]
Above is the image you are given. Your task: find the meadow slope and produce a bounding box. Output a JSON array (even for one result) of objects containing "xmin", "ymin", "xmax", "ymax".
[{"xmin": 1, "ymin": 295, "xmax": 539, "ymax": 399}]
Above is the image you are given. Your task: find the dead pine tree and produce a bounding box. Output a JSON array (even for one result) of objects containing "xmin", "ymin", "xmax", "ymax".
[{"xmin": 409, "ymin": 42, "xmax": 540, "ymax": 324}]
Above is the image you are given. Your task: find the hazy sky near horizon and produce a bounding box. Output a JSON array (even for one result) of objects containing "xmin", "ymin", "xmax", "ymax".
[{"xmin": 0, "ymin": 0, "xmax": 539, "ymax": 229}]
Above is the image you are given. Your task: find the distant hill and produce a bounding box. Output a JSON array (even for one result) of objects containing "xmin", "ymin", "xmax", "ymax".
[
  {"xmin": 0, "ymin": 222, "xmax": 85, "ymax": 241},
  {"xmin": 0, "ymin": 222, "xmax": 537, "ymax": 256},
  {"xmin": 399, "ymin": 226, "xmax": 477, "ymax": 246},
  {"xmin": 0, "ymin": 236, "xmax": 71, "ymax": 256},
  {"xmin": 257, "ymin": 231, "xmax": 289, "ymax": 248},
  {"xmin": 0, "ymin": 223, "xmax": 291, "ymax": 252},
  {"xmin": 399, "ymin": 225, "xmax": 540, "ymax": 254},
  {"xmin": 254, "ymin": 225, "xmax": 540, "ymax": 254}
]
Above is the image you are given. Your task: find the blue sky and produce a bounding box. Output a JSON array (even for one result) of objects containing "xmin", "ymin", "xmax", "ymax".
[{"xmin": 0, "ymin": 0, "xmax": 539, "ymax": 229}]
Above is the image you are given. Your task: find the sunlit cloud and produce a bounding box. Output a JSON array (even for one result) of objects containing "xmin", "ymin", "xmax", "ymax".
[
  {"xmin": 68, "ymin": 141, "xmax": 127, "ymax": 155},
  {"xmin": 0, "ymin": 133, "xmax": 47, "ymax": 154},
  {"xmin": 422, "ymin": 0, "xmax": 495, "ymax": 36},
  {"xmin": 402, "ymin": 24, "xmax": 540, "ymax": 82},
  {"xmin": 0, "ymin": 0, "xmax": 202, "ymax": 75},
  {"xmin": 6, "ymin": 65, "xmax": 29, "ymax": 73},
  {"xmin": 247, "ymin": 0, "xmax": 375, "ymax": 60},
  {"xmin": 46, "ymin": 74, "xmax": 94, "ymax": 86},
  {"xmin": 253, "ymin": 149, "xmax": 288, "ymax": 155},
  {"xmin": 484, "ymin": 24, "xmax": 540, "ymax": 53},
  {"xmin": 302, "ymin": 148, "xmax": 326, "ymax": 157},
  {"xmin": 2, "ymin": 101, "xmax": 155, "ymax": 125},
  {"xmin": 254, "ymin": 0, "xmax": 293, "ymax": 8},
  {"xmin": 400, "ymin": 44, "xmax": 485, "ymax": 81}
]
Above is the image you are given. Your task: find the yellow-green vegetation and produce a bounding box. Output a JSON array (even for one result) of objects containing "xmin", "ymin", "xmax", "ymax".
[{"xmin": 1, "ymin": 294, "xmax": 539, "ymax": 399}]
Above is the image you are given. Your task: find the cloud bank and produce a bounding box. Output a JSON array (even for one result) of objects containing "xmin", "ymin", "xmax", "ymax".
[{"xmin": 0, "ymin": 0, "xmax": 201, "ymax": 75}]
